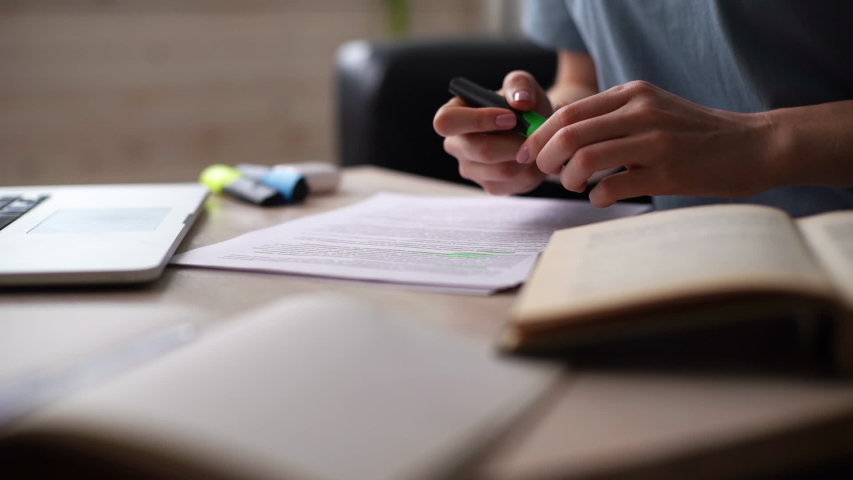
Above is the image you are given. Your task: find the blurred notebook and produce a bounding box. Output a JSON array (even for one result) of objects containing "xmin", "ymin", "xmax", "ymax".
[{"xmin": 0, "ymin": 294, "xmax": 559, "ymax": 480}]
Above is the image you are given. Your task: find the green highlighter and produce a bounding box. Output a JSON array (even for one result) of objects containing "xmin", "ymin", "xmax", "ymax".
[{"xmin": 449, "ymin": 77, "xmax": 547, "ymax": 137}]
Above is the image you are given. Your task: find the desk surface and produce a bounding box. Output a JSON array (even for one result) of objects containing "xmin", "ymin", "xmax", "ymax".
[{"xmin": 4, "ymin": 166, "xmax": 853, "ymax": 480}]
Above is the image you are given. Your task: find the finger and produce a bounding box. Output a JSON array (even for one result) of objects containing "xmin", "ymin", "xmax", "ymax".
[
  {"xmin": 588, "ymin": 168, "xmax": 657, "ymax": 207},
  {"xmin": 557, "ymin": 133, "xmax": 650, "ymax": 191},
  {"xmin": 501, "ymin": 70, "xmax": 552, "ymax": 116},
  {"xmin": 434, "ymin": 97, "xmax": 517, "ymax": 136},
  {"xmin": 479, "ymin": 166, "xmax": 545, "ymax": 196},
  {"xmin": 535, "ymin": 108, "xmax": 639, "ymax": 175},
  {"xmin": 458, "ymin": 159, "xmax": 528, "ymax": 183},
  {"xmin": 443, "ymin": 133, "xmax": 525, "ymax": 165},
  {"xmin": 517, "ymin": 84, "xmax": 636, "ymax": 165}
]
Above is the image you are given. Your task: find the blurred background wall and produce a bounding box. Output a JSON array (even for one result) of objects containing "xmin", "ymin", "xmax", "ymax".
[{"xmin": 0, "ymin": 0, "xmax": 521, "ymax": 186}]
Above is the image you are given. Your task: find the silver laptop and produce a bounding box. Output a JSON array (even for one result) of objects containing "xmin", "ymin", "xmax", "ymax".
[{"xmin": 0, "ymin": 183, "xmax": 208, "ymax": 286}]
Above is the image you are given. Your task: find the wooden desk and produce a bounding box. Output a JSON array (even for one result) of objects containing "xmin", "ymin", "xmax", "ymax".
[{"xmin": 3, "ymin": 166, "xmax": 853, "ymax": 480}]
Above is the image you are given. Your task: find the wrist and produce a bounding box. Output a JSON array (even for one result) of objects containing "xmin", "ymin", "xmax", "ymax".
[
  {"xmin": 751, "ymin": 109, "xmax": 798, "ymax": 190},
  {"xmin": 757, "ymin": 101, "xmax": 853, "ymax": 189}
]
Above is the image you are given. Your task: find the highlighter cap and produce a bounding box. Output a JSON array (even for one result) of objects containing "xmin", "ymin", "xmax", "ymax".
[
  {"xmin": 200, "ymin": 164, "xmax": 242, "ymax": 193},
  {"xmin": 260, "ymin": 171, "xmax": 309, "ymax": 204},
  {"xmin": 235, "ymin": 164, "xmax": 309, "ymax": 204}
]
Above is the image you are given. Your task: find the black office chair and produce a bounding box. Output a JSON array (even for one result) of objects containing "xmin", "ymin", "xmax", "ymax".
[{"xmin": 336, "ymin": 37, "xmax": 598, "ymax": 200}]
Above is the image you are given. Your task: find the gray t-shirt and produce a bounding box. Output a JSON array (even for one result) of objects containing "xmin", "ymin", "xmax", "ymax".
[{"xmin": 524, "ymin": 0, "xmax": 853, "ymax": 217}]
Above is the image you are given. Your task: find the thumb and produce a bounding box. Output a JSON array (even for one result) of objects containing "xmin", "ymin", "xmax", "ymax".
[{"xmin": 501, "ymin": 70, "xmax": 553, "ymax": 117}]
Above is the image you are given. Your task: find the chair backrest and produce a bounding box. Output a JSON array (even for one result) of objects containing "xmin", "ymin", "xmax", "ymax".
[{"xmin": 336, "ymin": 38, "xmax": 558, "ymax": 185}]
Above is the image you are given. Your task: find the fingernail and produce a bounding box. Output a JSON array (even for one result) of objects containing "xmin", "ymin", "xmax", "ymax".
[
  {"xmin": 516, "ymin": 146, "xmax": 530, "ymax": 164},
  {"xmin": 495, "ymin": 113, "xmax": 516, "ymax": 128},
  {"xmin": 588, "ymin": 190, "xmax": 599, "ymax": 205},
  {"xmin": 513, "ymin": 90, "xmax": 533, "ymax": 103}
]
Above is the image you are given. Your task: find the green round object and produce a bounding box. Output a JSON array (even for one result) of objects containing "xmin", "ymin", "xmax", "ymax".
[{"xmin": 200, "ymin": 164, "xmax": 242, "ymax": 193}]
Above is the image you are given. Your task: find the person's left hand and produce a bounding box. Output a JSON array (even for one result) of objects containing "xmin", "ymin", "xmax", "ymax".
[{"xmin": 516, "ymin": 80, "xmax": 777, "ymax": 207}]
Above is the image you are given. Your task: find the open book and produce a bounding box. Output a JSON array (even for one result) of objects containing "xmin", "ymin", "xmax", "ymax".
[
  {"xmin": 0, "ymin": 295, "xmax": 558, "ymax": 480},
  {"xmin": 505, "ymin": 204, "xmax": 853, "ymax": 372}
]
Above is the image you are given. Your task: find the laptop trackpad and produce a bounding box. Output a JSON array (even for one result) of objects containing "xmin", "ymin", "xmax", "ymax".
[{"xmin": 29, "ymin": 208, "xmax": 171, "ymax": 234}]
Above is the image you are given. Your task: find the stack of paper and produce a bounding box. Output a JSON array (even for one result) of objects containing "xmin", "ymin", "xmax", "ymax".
[{"xmin": 172, "ymin": 193, "xmax": 649, "ymax": 295}]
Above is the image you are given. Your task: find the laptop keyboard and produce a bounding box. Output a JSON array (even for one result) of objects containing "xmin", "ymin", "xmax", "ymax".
[{"xmin": 0, "ymin": 194, "xmax": 49, "ymax": 230}]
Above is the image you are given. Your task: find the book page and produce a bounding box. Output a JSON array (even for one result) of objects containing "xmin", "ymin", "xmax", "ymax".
[
  {"xmin": 515, "ymin": 205, "xmax": 834, "ymax": 325},
  {"xmin": 797, "ymin": 211, "xmax": 853, "ymax": 308},
  {"xmin": 0, "ymin": 304, "xmax": 201, "ymax": 426},
  {"xmin": 4, "ymin": 294, "xmax": 558, "ymax": 480}
]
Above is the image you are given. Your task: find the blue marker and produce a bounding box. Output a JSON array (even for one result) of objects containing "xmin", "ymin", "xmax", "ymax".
[{"xmin": 237, "ymin": 165, "xmax": 309, "ymax": 204}]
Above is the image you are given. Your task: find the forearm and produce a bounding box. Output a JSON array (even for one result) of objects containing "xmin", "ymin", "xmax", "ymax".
[{"xmin": 766, "ymin": 100, "xmax": 853, "ymax": 188}]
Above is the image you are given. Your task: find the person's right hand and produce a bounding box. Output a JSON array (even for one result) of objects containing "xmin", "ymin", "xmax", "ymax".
[{"xmin": 433, "ymin": 71, "xmax": 554, "ymax": 195}]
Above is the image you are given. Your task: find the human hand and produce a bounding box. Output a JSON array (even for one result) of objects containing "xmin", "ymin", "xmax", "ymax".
[
  {"xmin": 516, "ymin": 81, "xmax": 775, "ymax": 207},
  {"xmin": 434, "ymin": 71, "xmax": 553, "ymax": 195}
]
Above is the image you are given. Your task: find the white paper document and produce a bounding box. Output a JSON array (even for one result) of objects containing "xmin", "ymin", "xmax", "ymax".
[{"xmin": 172, "ymin": 193, "xmax": 650, "ymax": 294}]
